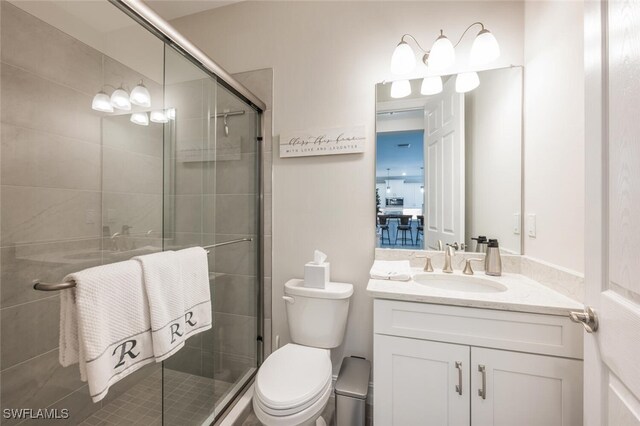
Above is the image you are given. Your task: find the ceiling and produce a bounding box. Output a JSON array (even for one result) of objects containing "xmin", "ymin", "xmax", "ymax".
[
  {"xmin": 145, "ymin": 0, "xmax": 243, "ymax": 21},
  {"xmin": 376, "ymin": 130, "xmax": 424, "ymax": 181}
]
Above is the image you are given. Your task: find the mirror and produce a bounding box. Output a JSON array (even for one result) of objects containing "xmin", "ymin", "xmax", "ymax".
[{"xmin": 375, "ymin": 66, "xmax": 522, "ymax": 254}]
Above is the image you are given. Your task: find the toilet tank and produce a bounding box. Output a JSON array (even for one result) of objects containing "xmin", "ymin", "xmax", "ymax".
[{"xmin": 283, "ymin": 279, "xmax": 354, "ymax": 349}]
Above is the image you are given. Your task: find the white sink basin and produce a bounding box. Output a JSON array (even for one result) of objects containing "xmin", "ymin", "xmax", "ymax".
[{"xmin": 413, "ymin": 274, "xmax": 508, "ymax": 293}]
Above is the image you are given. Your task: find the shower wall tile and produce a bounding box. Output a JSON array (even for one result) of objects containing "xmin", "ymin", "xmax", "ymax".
[
  {"xmin": 263, "ymin": 278, "xmax": 272, "ymax": 319},
  {"xmin": 0, "ymin": 238, "xmax": 101, "ymax": 308},
  {"xmin": 264, "ymin": 236, "xmax": 272, "ymax": 278},
  {"xmin": 1, "ymin": 2, "xmax": 103, "ymax": 97},
  {"xmin": 102, "ymin": 117, "xmax": 164, "ymax": 158},
  {"xmin": 163, "ymin": 346, "xmax": 203, "ymax": 377},
  {"xmin": 209, "ymin": 194, "xmax": 256, "ymax": 235},
  {"xmin": 1, "ymin": 186, "xmax": 101, "ymax": 246},
  {"xmin": 209, "ymin": 234, "xmax": 257, "ymax": 276},
  {"xmin": 165, "ymin": 79, "xmax": 205, "ymax": 121},
  {"xmin": 1, "ymin": 124, "xmax": 101, "ymax": 191},
  {"xmin": 215, "ymin": 153, "xmax": 257, "ymax": 195},
  {"xmin": 28, "ymin": 385, "xmax": 99, "ymax": 426},
  {"xmin": 102, "ymin": 192, "xmax": 162, "ymax": 238},
  {"xmin": 172, "ymin": 195, "xmax": 204, "ymax": 234},
  {"xmin": 175, "ymin": 162, "xmax": 207, "ymax": 195},
  {"xmin": 0, "ymin": 349, "xmax": 84, "ymax": 421},
  {"xmin": 213, "ymin": 274, "xmax": 257, "ymax": 317},
  {"xmin": 103, "ymin": 57, "xmax": 163, "ymax": 111},
  {"xmin": 102, "ymin": 147, "xmax": 163, "ymax": 195},
  {"xmin": 208, "ymin": 313, "xmax": 257, "ymax": 358},
  {"xmin": 1, "ymin": 63, "xmax": 101, "ymax": 144},
  {"xmin": 264, "ymin": 194, "xmax": 272, "ymax": 236},
  {"xmin": 208, "ymin": 351, "xmax": 255, "ymax": 383},
  {"xmin": 1, "ymin": 295, "xmax": 60, "ymax": 370}
]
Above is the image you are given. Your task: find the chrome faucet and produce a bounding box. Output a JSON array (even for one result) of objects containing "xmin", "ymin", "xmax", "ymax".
[{"xmin": 443, "ymin": 245, "xmax": 456, "ymax": 273}]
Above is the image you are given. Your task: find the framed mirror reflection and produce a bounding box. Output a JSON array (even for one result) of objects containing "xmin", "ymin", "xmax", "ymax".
[{"xmin": 375, "ymin": 66, "xmax": 523, "ymax": 254}]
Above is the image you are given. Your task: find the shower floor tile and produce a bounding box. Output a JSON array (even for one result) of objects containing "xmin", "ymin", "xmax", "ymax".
[{"xmin": 79, "ymin": 369, "xmax": 233, "ymax": 426}]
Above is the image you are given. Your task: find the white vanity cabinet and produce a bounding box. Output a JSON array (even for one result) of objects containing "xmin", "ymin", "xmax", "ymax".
[{"xmin": 373, "ymin": 299, "xmax": 584, "ymax": 426}]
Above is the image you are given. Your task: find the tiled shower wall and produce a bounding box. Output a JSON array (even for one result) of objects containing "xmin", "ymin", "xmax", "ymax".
[{"xmin": 0, "ymin": 2, "xmax": 163, "ymax": 423}]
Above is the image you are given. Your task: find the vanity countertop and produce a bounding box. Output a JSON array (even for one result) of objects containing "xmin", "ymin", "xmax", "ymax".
[{"xmin": 366, "ymin": 269, "xmax": 583, "ymax": 316}]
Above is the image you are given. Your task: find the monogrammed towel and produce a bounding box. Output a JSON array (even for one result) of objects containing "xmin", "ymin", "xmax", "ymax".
[
  {"xmin": 175, "ymin": 247, "xmax": 212, "ymax": 340},
  {"xmin": 59, "ymin": 260, "xmax": 154, "ymax": 403},
  {"xmin": 133, "ymin": 251, "xmax": 186, "ymax": 362}
]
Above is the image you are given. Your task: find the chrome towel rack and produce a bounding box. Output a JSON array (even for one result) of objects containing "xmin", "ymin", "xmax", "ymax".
[{"xmin": 32, "ymin": 238, "xmax": 253, "ymax": 292}]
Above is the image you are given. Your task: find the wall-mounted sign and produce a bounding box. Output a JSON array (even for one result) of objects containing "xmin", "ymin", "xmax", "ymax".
[{"xmin": 279, "ymin": 126, "xmax": 366, "ymax": 158}]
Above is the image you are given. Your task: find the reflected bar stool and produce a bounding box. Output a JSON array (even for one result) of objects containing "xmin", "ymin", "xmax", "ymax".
[
  {"xmin": 394, "ymin": 215, "xmax": 413, "ymax": 246},
  {"xmin": 416, "ymin": 215, "xmax": 424, "ymax": 243},
  {"xmin": 378, "ymin": 215, "xmax": 391, "ymax": 244}
]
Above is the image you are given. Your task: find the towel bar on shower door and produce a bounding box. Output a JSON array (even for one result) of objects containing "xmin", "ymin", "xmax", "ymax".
[{"xmin": 32, "ymin": 237, "xmax": 253, "ymax": 291}]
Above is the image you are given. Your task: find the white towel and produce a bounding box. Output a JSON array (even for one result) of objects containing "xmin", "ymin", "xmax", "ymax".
[
  {"xmin": 59, "ymin": 260, "xmax": 154, "ymax": 403},
  {"xmin": 133, "ymin": 251, "xmax": 185, "ymax": 362},
  {"xmin": 175, "ymin": 247, "xmax": 212, "ymax": 340},
  {"xmin": 369, "ymin": 260, "xmax": 413, "ymax": 281}
]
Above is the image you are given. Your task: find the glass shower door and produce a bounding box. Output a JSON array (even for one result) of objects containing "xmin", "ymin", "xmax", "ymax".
[{"xmin": 162, "ymin": 45, "xmax": 260, "ymax": 425}]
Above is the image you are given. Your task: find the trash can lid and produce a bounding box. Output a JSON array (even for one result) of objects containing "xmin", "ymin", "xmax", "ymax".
[{"xmin": 334, "ymin": 356, "xmax": 371, "ymax": 399}]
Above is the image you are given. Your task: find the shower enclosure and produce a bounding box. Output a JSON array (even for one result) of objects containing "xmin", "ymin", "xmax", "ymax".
[{"xmin": 0, "ymin": 0, "xmax": 264, "ymax": 424}]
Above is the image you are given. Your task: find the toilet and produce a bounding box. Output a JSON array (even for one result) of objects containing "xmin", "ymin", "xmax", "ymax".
[{"xmin": 253, "ymin": 279, "xmax": 354, "ymax": 426}]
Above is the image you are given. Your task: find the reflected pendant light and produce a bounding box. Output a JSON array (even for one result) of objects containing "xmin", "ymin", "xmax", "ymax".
[
  {"xmin": 390, "ymin": 41, "xmax": 416, "ymax": 75},
  {"xmin": 420, "ymin": 76, "xmax": 443, "ymax": 95},
  {"xmin": 150, "ymin": 110, "xmax": 169, "ymax": 124},
  {"xmin": 111, "ymin": 87, "xmax": 131, "ymax": 111},
  {"xmin": 455, "ymin": 71, "xmax": 480, "ymax": 93},
  {"xmin": 386, "ymin": 168, "xmax": 391, "ymax": 194},
  {"xmin": 130, "ymin": 82, "xmax": 151, "ymax": 107},
  {"xmin": 390, "ymin": 80, "xmax": 411, "ymax": 99},
  {"xmin": 91, "ymin": 91, "xmax": 114, "ymax": 113},
  {"xmin": 166, "ymin": 108, "xmax": 176, "ymax": 120},
  {"xmin": 428, "ymin": 31, "xmax": 455, "ymax": 71},
  {"xmin": 470, "ymin": 29, "xmax": 500, "ymax": 66},
  {"xmin": 130, "ymin": 112, "xmax": 149, "ymax": 126}
]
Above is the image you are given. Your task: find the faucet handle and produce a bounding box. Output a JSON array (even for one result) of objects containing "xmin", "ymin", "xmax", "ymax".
[
  {"xmin": 415, "ymin": 255, "xmax": 434, "ymax": 272},
  {"xmin": 437, "ymin": 240, "xmax": 444, "ymax": 251},
  {"xmin": 463, "ymin": 258, "xmax": 484, "ymax": 275}
]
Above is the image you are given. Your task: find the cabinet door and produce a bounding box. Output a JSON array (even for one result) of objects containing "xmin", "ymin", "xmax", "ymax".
[
  {"xmin": 471, "ymin": 347, "xmax": 583, "ymax": 426},
  {"xmin": 374, "ymin": 334, "xmax": 470, "ymax": 426}
]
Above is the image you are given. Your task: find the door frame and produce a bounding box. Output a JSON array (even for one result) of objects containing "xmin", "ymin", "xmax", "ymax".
[{"xmin": 584, "ymin": 0, "xmax": 606, "ymax": 424}]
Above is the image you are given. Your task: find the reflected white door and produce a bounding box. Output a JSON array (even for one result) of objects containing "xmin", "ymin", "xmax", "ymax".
[
  {"xmin": 585, "ymin": 1, "xmax": 640, "ymax": 425},
  {"xmin": 424, "ymin": 76, "xmax": 465, "ymax": 250}
]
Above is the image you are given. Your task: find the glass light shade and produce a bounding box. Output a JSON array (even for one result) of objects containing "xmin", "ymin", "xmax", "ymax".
[
  {"xmin": 390, "ymin": 80, "xmax": 411, "ymax": 98},
  {"xmin": 150, "ymin": 110, "xmax": 169, "ymax": 124},
  {"xmin": 470, "ymin": 29, "xmax": 500, "ymax": 66},
  {"xmin": 455, "ymin": 71, "xmax": 480, "ymax": 93},
  {"xmin": 91, "ymin": 91, "xmax": 113, "ymax": 112},
  {"xmin": 390, "ymin": 41, "xmax": 416, "ymax": 75},
  {"xmin": 420, "ymin": 185, "xmax": 425, "ymax": 193},
  {"xmin": 130, "ymin": 112, "xmax": 149, "ymax": 126},
  {"xmin": 420, "ymin": 76, "xmax": 443, "ymax": 95},
  {"xmin": 130, "ymin": 83, "xmax": 151, "ymax": 107},
  {"xmin": 429, "ymin": 34, "xmax": 455, "ymax": 71},
  {"xmin": 386, "ymin": 186, "xmax": 391, "ymax": 194},
  {"xmin": 110, "ymin": 88, "xmax": 131, "ymax": 111},
  {"xmin": 167, "ymin": 108, "xmax": 176, "ymax": 120}
]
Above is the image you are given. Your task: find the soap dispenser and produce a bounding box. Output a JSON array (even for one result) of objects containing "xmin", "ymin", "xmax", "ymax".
[
  {"xmin": 484, "ymin": 239, "xmax": 502, "ymax": 276},
  {"xmin": 472, "ymin": 236, "xmax": 488, "ymax": 253}
]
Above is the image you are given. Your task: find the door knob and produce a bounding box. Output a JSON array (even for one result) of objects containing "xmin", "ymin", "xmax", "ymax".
[{"xmin": 569, "ymin": 306, "xmax": 598, "ymax": 333}]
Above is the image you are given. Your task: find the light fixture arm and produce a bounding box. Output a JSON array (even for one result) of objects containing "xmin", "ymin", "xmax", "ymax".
[
  {"xmin": 399, "ymin": 33, "xmax": 430, "ymax": 54},
  {"xmin": 452, "ymin": 22, "xmax": 486, "ymax": 48}
]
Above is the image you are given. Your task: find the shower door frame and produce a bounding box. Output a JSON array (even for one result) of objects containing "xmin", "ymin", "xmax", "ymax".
[{"xmin": 108, "ymin": 0, "xmax": 266, "ymax": 422}]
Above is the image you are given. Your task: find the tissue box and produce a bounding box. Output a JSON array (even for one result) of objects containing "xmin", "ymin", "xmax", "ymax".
[{"xmin": 304, "ymin": 262, "xmax": 330, "ymax": 288}]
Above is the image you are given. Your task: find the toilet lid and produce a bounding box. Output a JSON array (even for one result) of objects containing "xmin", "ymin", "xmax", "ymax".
[{"xmin": 255, "ymin": 344, "xmax": 332, "ymax": 412}]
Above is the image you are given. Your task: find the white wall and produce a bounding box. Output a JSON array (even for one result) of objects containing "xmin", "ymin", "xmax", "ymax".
[
  {"xmin": 465, "ymin": 67, "xmax": 522, "ymax": 254},
  {"xmin": 524, "ymin": 1, "xmax": 585, "ymax": 273},
  {"xmin": 171, "ymin": 1, "xmax": 525, "ymax": 369}
]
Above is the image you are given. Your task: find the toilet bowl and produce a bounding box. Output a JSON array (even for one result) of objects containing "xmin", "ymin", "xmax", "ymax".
[
  {"xmin": 253, "ymin": 344, "xmax": 332, "ymax": 426},
  {"xmin": 253, "ymin": 279, "xmax": 353, "ymax": 426}
]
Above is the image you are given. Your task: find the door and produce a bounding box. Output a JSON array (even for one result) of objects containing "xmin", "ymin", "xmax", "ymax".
[
  {"xmin": 471, "ymin": 347, "xmax": 583, "ymax": 426},
  {"xmin": 374, "ymin": 334, "xmax": 470, "ymax": 426},
  {"xmin": 584, "ymin": 1, "xmax": 640, "ymax": 424},
  {"xmin": 424, "ymin": 76, "xmax": 465, "ymax": 249}
]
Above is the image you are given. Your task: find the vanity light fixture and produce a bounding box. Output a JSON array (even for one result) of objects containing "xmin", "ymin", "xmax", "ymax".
[
  {"xmin": 130, "ymin": 111, "xmax": 149, "ymax": 126},
  {"xmin": 130, "ymin": 81, "xmax": 151, "ymax": 107},
  {"xmin": 428, "ymin": 30, "xmax": 455, "ymax": 71},
  {"xmin": 150, "ymin": 110, "xmax": 169, "ymax": 124},
  {"xmin": 390, "ymin": 80, "xmax": 411, "ymax": 98},
  {"xmin": 91, "ymin": 91, "xmax": 114, "ymax": 113},
  {"xmin": 455, "ymin": 71, "xmax": 480, "ymax": 93},
  {"xmin": 391, "ymin": 40, "xmax": 417, "ymax": 75},
  {"xmin": 167, "ymin": 108, "xmax": 176, "ymax": 120},
  {"xmin": 110, "ymin": 86, "xmax": 132, "ymax": 111},
  {"xmin": 420, "ymin": 185, "xmax": 425, "ymax": 194},
  {"xmin": 420, "ymin": 75, "xmax": 443, "ymax": 95},
  {"xmin": 470, "ymin": 28, "xmax": 501, "ymax": 66}
]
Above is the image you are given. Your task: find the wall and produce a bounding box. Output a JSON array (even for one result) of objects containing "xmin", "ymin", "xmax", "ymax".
[
  {"xmin": 171, "ymin": 0, "xmax": 525, "ymax": 370},
  {"xmin": 0, "ymin": 1, "xmax": 164, "ymax": 421},
  {"xmin": 465, "ymin": 66, "xmax": 522, "ymax": 254},
  {"xmin": 524, "ymin": 0, "xmax": 585, "ymax": 273}
]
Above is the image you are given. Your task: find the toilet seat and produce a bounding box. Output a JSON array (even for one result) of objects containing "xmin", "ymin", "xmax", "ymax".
[{"xmin": 254, "ymin": 344, "xmax": 332, "ymax": 417}]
